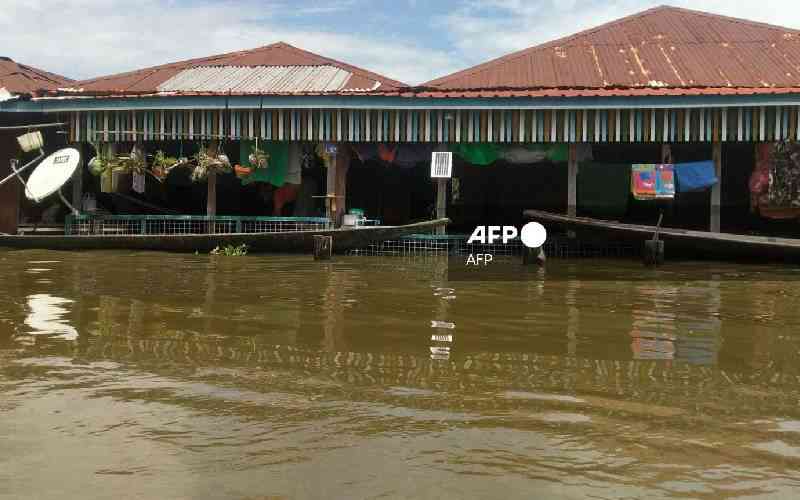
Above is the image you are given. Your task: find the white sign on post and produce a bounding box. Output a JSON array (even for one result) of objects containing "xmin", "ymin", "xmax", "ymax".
[{"xmin": 430, "ymin": 151, "xmax": 453, "ymax": 178}]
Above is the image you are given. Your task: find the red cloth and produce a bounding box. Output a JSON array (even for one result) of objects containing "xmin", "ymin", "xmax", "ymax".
[
  {"xmin": 750, "ymin": 144, "xmax": 773, "ymax": 215},
  {"xmin": 273, "ymin": 183, "xmax": 300, "ymax": 215}
]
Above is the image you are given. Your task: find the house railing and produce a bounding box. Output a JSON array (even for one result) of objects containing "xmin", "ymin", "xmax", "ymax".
[{"xmin": 65, "ymin": 214, "xmax": 331, "ymax": 236}]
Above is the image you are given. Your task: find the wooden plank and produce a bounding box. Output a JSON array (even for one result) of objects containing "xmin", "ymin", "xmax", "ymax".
[{"xmin": 436, "ymin": 178, "xmax": 447, "ymax": 235}]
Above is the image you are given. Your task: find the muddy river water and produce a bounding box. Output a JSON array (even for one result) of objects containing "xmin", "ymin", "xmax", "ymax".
[{"xmin": 1, "ymin": 250, "xmax": 800, "ymax": 499}]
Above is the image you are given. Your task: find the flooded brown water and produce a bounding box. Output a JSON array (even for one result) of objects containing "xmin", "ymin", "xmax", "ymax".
[{"xmin": 2, "ymin": 250, "xmax": 800, "ymax": 499}]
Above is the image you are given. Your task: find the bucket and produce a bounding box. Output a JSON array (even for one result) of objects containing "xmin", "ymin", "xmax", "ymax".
[
  {"xmin": 17, "ymin": 131, "xmax": 44, "ymax": 153},
  {"xmin": 342, "ymin": 214, "xmax": 358, "ymax": 226}
]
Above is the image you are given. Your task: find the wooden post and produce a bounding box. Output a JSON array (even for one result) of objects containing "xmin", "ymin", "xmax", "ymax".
[
  {"xmin": 661, "ymin": 144, "xmax": 673, "ymax": 164},
  {"xmin": 326, "ymin": 151, "xmax": 338, "ymax": 225},
  {"xmin": 72, "ymin": 152, "xmax": 84, "ymax": 212},
  {"xmin": 567, "ymin": 143, "xmax": 578, "ymax": 217},
  {"xmin": 435, "ymin": 178, "xmax": 447, "ymax": 235},
  {"xmin": 334, "ymin": 147, "xmax": 350, "ymax": 226},
  {"xmin": 313, "ymin": 235, "xmax": 333, "ymax": 260},
  {"xmin": 207, "ymin": 170, "xmax": 217, "ymax": 234},
  {"xmin": 711, "ymin": 142, "xmax": 722, "ymax": 233},
  {"xmin": 0, "ymin": 138, "xmax": 19, "ymax": 235}
]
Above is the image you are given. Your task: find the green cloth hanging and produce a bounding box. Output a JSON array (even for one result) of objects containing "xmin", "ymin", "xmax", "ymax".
[
  {"xmin": 451, "ymin": 143, "xmax": 502, "ymax": 166},
  {"xmin": 577, "ymin": 162, "xmax": 630, "ymax": 218},
  {"xmin": 240, "ymin": 141, "xmax": 289, "ymax": 187}
]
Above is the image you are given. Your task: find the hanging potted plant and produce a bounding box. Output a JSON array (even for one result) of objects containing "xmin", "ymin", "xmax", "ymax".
[
  {"xmin": 151, "ymin": 150, "xmax": 189, "ymax": 181},
  {"xmin": 234, "ymin": 163, "xmax": 253, "ymax": 178},
  {"xmin": 191, "ymin": 142, "xmax": 231, "ymax": 182},
  {"xmin": 249, "ymin": 141, "xmax": 269, "ymax": 169},
  {"xmin": 88, "ymin": 142, "xmax": 117, "ymax": 193}
]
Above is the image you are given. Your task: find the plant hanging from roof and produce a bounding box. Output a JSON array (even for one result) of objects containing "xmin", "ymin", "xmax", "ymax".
[
  {"xmin": 151, "ymin": 150, "xmax": 190, "ymax": 181},
  {"xmin": 87, "ymin": 142, "xmax": 147, "ymax": 176},
  {"xmin": 191, "ymin": 141, "xmax": 231, "ymax": 182},
  {"xmin": 248, "ymin": 138, "xmax": 269, "ymax": 169}
]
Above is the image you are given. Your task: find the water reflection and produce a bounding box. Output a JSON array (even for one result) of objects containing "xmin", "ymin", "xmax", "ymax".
[
  {"xmin": 2, "ymin": 252, "xmax": 800, "ymax": 498},
  {"xmin": 23, "ymin": 293, "xmax": 78, "ymax": 341}
]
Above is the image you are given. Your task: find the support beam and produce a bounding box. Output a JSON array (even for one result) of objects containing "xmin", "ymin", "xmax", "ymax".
[
  {"xmin": 335, "ymin": 147, "xmax": 350, "ymax": 225},
  {"xmin": 72, "ymin": 149, "xmax": 84, "ymax": 213},
  {"xmin": 0, "ymin": 138, "xmax": 19, "ymax": 234},
  {"xmin": 206, "ymin": 170, "xmax": 217, "ymax": 233},
  {"xmin": 325, "ymin": 151, "xmax": 337, "ymax": 224},
  {"xmin": 661, "ymin": 144, "xmax": 673, "ymax": 164},
  {"xmin": 326, "ymin": 145, "xmax": 350, "ymax": 227},
  {"xmin": 435, "ymin": 178, "xmax": 447, "ymax": 235},
  {"xmin": 567, "ymin": 144, "xmax": 578, "ymax": 217},
  {"xmin": 711, "ymin": 142, "xmax": 722, "ymax": 233}
]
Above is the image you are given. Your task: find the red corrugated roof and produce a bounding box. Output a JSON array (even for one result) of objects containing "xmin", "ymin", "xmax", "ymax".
[
  {"xmin": 423, "ymin": 5, "xmax": 800, "ymax": 95},
  {"xmin": 0, "ymin": 57, "xmax": 72, "ymax": 95},
  {"xmin": 63, "ymin": 42, "xmax": 406, "ymax": 96}
]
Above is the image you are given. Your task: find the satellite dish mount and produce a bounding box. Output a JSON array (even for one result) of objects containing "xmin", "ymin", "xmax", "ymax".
[{"xmin": 0, "ymin": 131, "xmax": 81, "ymax": 215}]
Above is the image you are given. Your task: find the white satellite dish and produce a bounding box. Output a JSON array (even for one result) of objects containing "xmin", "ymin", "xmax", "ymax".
[{"xmin": 25, "ymin": 148, "xmax": 81, "ymax": 202}]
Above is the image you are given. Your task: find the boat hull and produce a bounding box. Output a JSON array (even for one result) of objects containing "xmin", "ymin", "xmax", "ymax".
[
  {"xmin": 0, "ymin": 218, "xmax": 449, "ymax": 253},
  {"xmin": 524, "ymin": 209, "xmax": 800, "ymax": 262}
]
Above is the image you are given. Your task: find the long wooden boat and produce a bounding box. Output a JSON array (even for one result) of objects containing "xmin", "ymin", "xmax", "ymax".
[
  {"xmin": 524, "ymin": 209, "xmax": 800, "ymax": 261},
  {"xmin": 0, "ymin": 218, "xmax": 449, "ymax": 253}
]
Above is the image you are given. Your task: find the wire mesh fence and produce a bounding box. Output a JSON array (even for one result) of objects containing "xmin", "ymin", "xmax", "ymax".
[
  {"xmin": 65, "ymin": 215, "xmax": 331, "ymax": 236},
  {"xmin": 347, "ymin": 234, "xmax": 638, "ymax": 259}
]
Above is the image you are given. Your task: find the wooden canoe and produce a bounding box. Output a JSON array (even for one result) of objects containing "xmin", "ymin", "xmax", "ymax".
[
  {"xmin": 0, "ymin": 218, "xmax": 449, "ymax": 253},
  {"xmin": 524, "ymin": 209, "xmax": 800, "ymax": 261}
]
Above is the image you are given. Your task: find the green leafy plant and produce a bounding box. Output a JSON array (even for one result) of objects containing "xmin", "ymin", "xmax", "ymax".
[
  {"xmin": 248, "ymin": 144, "xmax": 269, "ymax": 169},
  {"xmin": 210, "ymin": 244, "xmax": 249, "ymax": 256},
  {"xmin": 151, "ymin": 150, "xmax": 189, "ymax": 181},
  {"xmin": 192, "ymin": 142, "xmax": 232, "ymax": 182}
]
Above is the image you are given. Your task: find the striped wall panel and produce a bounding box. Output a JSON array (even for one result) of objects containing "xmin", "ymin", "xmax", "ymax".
[{"xmin": 69, "ymin": 107, "xmax": 800, "ymax": 144}]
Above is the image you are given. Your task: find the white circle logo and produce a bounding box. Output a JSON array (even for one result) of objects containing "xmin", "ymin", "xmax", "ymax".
[{"xmin": 520, "ymin": 222, "xmax": 547, "ymax": 248}]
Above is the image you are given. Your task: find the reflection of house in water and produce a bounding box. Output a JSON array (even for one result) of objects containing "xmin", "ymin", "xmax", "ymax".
[
  {"xmin": 24, "ymin": 294, "xmax": 78, "ymax": 341},
  {"xmin": 629, "ymin": 283, "xmax": 722, "ymax": 365}
]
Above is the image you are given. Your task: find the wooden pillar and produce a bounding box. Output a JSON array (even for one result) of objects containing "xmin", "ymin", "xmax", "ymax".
[
  {"xmin": 567, "ymin": 143, "xmax": 578, "ymax": 217},
  {"xmin": 327, "ymin": 145, "xmax": 350, "ymax": 227},
  {"xmin": 435, "ymin": 178, "xmax": 447, "ymax": 235},
  {"xmin": 661, "ymin": 144, "xmax": 673, "ymax": 164},
  {"xmin": 206, "ymin": 170, "xmax": 217, "ymax": 233},
  {"xmin": 326, "ymin": 151, "xmax": 337, "ymax": 224},
  {"xmin": 72, "ymin": 150, "xmax": 84, "ymax": 212},
  {"xmin": 0, "ymin": 137, "xmax": 19, "ymax": 234},
  {"xmin": 711, "ymin": 142, "xmax": 722, "ymax": 233}
]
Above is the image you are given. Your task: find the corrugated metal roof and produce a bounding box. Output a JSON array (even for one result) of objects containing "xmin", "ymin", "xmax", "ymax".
[
  {"xmin": 0, "ymin": 57, "xmax": 72, "ymax": 95},
  {"xmin": 157, "ymin": 65, "xmax": 358, "ymax": 93},
  {"xmin": 61, "ymin": 42, "xmax": 404, "ymax": 97},
  {"xmin": 424, "ymin": 6, "xmax": 800, "ymax": 94}
]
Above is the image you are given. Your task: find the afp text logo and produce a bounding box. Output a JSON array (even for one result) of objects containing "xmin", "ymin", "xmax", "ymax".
[{"xmin": 464, "ymin": 223, "xmax": 547, "ymax": 266}]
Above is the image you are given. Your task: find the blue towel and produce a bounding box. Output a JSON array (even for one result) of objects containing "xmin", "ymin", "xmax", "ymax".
[{"xmin": 675, "ymin": 161, "xmax": 718, "ymax": 192}]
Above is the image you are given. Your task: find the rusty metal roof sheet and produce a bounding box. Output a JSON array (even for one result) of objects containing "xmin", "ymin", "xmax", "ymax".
[
  {"xmin": 62, "ymin": 42, "xmax": 404, "ymax": 97},
  {"xmin": 424, "ymin": 6, "xmax": 800, "ymax": 94},
  {"xmin": 157, "ymin": 65, "xmax": 364, "ymax": 93},
  {"xmin": 0, "ymin": 57, "xmax": 72, "ymax": 95}
]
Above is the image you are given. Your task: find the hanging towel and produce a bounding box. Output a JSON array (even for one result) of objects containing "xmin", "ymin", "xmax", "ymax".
[
  {"xmin": 578, "ymin": 163, "xmax": 630, "ymax": 217},
  {"xmin": 631, "ymin": 164, "xmax": 674, "ymax": 200},
  {"xmin": 675, "ymin": 161, "xmax": 717, "ymax": 192},
  {"xmin": 240, "ymin": 141, "xmax": 288, "ymax": 187},
  {"xmin": 132, "ymin": 172, "xmax": 146, "ymax": 194},
  {"xmin": 451, "ymin": 143, "xmax": 502, "ymax": 166},
  {"xmin": 655, "ymin": 164, "xmax": 675, "ymax": 199},
  {"xmin": 632, "ymin": 164, "xmax": 657, "ymax": 200}
]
